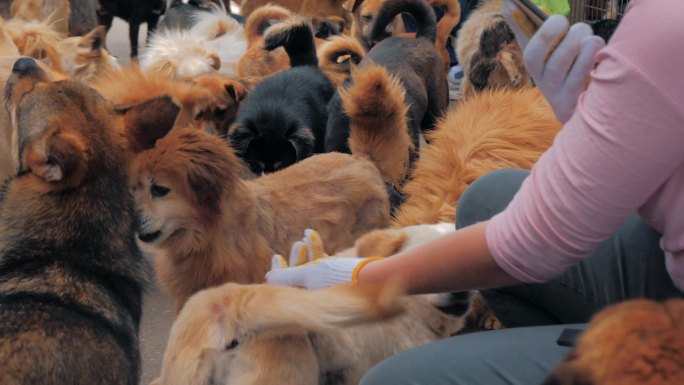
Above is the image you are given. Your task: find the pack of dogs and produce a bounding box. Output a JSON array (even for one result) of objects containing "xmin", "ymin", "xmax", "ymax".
[{"xmin": 3, "ymin": 0, "xmax": 672, "ymax": 385}]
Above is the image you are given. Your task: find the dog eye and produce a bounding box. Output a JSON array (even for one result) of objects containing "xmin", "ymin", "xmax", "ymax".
[
  {"xmin": 362, "ymin": 14, "xmax": 373, "ymax": 22},
  {"xmin": 226, "ymin": 339, "xmax": 239, "ymax": 350},
  {"xmin": 214, "ymin": 108, "xmax": 228, "ymax": 120},
  {"xmin": 195, "ymin": 111, "xmax": 206, "ymax": 121},
  {"xmin": 151, "ymin": 184, "xmax": 170, "ymax": 198}
]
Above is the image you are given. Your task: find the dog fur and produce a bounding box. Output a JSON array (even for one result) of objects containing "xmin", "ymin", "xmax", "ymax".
[
  {"xmin": 152, "ymin": 280, "xmax": 468, "ymax": 385},
  {"xmin": 456, "ymin": 0, "xmax": 531, "ymax": 98},
  {"xmin": 240, "ymin": 0, "xmax": 349, "ymax": 23},
  {"xmin": 229, "ymin": 17, "xmax": 335, "ymax": 175},
  {"xmin": 393, "ymin": 87, "xmax": 561, "ymax": 227},
  {"xmin": 431, "ymin": 0, "xmax": 461, "ymax": 73},
  {"xmin": 0, "ymin": 18, "xmax": 20, "ymax": 56},
  {"xmin": 344, "ymin": 0, "xmax": 405, "ymax": 50},
  {"xmin": 97, "ymin": 0, "xmax": 166, "ymax": 58},
  {"xmin": 236, "ymin": 4, "xmax": 293, "ymax": 81},
  {"xmin": 128, "ymin": 60, "xmax": 412, "ymax": 311},
  {"xmin": 541, "ymin": 299, "xmax": 684, "ymax": 385},
  {"xmin": 317, "ymin": 35, "xmax": 365, "ymax": 87},
  {"xmin": 142, "ymin": 4, "xmax": 246, "ymax": 78},
  {"xmin": 0, "ymin": 56, "xmax": 180, "ymax": 385},
  {"xmin": 4, "ymin": 16, "xmax": 64, "ymax": 62},
  {"xmin": 54, "ymin": 26, "xmax": 119, "ymax": 84},
  {"xmin": 325, "ymin": 0, "xmax": 447, "ymax": 168},
  {"xmin": 10, "ymin": 0, "xmax": 70, "ymax": 34}
]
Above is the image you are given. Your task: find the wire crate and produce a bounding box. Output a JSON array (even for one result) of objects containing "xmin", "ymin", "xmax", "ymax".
[{"xmin": 569, "ymin": 0, "xmax": 630, "ymax": 23}]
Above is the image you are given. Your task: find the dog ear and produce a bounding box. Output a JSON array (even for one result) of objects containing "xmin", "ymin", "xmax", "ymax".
[
  {"xmin": 287, "ymin": 127, "xmax": 315, "ymax": 159},
  {"xmin": 23, "ymin": 129, "xmax": 88, "ymax": 187},
  {"xmin": 227, "ymin": 123, "xmax": 255, "ymax": 154},
  {"xmin": 119, "ymin": 95, "xmax": 181, "ymax": 153},
  {"xmin": 225, "ymin": 82, "xmax": 246, "ymax": 104},
  {"xmin": 210, "ymin": 53, "xmax": 221, "ymax": 71},
  {"xmin": 78, "ymin": 26, "xmax": 107, "ymax": 57}
]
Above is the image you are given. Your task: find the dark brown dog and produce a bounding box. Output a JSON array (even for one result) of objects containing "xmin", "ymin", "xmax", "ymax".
[{"xmin": 0, "ymin": 57, "xmax": 179, "ymax": 385}]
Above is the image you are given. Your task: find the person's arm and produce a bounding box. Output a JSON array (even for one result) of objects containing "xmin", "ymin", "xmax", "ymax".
[{"xmin": 357, "ymin": 222, "xmax": 520, "ymax": 294}]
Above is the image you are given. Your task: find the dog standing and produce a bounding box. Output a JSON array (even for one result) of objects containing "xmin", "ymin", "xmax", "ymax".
[
  {"xmin": 97, "ymin": 0, "xmax": 166, "ymax": 58},
  {"xmin": 0, "ymin": 57, "xmax": 180, "ymax": 385}
]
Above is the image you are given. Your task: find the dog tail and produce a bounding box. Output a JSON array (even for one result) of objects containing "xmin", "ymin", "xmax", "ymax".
[
  {"xmin": 430, "ymin": 0, "xmax": 461, "ymax": 71},
  {"xmin": 317, "ymin": 35, "xmax": 365, "ymax": 86},
  {"xmin": 156, "ymin": 282, "xmax": 403, "ymax": 385},
  {"xmin": 263, "ymin": 16, "xmax": 318, "ymax": 67},
  {"xmin": 340, "ymin": 63, "xmax": 413, "ymax": 186},
  {"xmin": 242, "ymin": 4, "xmax": 292, "ymax": 44},
  {"xmin": 371, "ymin": 0, "xmax": 437, "ymax": 43}
]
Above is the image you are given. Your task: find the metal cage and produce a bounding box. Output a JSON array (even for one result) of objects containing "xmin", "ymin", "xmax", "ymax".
[{"xmin": 569, "ymin": 0, "xmax": 630, "ymax": 23}]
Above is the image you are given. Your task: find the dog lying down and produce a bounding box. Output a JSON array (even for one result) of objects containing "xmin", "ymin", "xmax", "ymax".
[{"xmin": 152, "ymin": 280, "xmax": 467, "ymax": 385}]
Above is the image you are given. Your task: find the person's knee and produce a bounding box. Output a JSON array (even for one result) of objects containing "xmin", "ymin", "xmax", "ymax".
[{"xmin": 456, "ymin": 169, "xmax": 529, "ymax": 229}]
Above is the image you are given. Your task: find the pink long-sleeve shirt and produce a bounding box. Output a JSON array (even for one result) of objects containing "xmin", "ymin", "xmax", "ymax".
[{"xmin": 486, "ymin": 0, "xmax": 684, "ymax": 291}]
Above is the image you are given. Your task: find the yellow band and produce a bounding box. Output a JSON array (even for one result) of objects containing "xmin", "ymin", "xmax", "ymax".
[{"xmin": 351, "ymin": 256, "xmax": 384, "ymax": 284}]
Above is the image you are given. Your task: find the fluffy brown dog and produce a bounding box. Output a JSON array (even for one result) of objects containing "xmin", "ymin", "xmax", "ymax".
[
  {"xmin": 393, "ymin": 87, "xmax": 561, "ymax": 227},
  {"xmin": 456, "ymin": 0, "xmax": 531, "ymax": 98},
  {"xmin": 129, "ymin": 64, "xmax": 410, "ymax": 312},
  {"xmin": 153, "ymin": 280, "xmax": 468, "ymax": 385},
  {"xmin": 53, "ymin": 26, "xmax": 119, "ymax": 84},
  {"xmin": 542, "ymin": 299, "xmax": 684, "ymax": 385}
]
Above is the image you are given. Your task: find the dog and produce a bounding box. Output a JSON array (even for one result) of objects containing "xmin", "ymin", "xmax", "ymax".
[
  {"xmin": 431, "ymin": 0, "xmax": 461, "ymax": 73},
  {"xmin": 392, "ymin": 87, "xmax": 561, "ymax": 227},
  {"xmin": 97, "ymin": 0, "xmax": 167, "ymax": 58},
  {"xmin": 129, "ymin": 60, "xmax": 411, "ymax": 311},
  {"xmin": 236, "ymin": 5, "xmax": 345, "ymax": 83},
  {"xmin": 456, "ymin": 0, "xmax": 531, "ymax": 98},
  {"xmin": 10, "ymin": 0, "xmax": 71, "ymax": 34},
  {"xmin": 541, "ymin": 299, "xmax": 684, "ymax": 385},
  {"xmin": 239, "ymin": 0, "xmax": 349, "ymax": 23},
  {"xmin": 0, "ymin": 55, "xmax": 66, "ymax": 182},
  {"xmin": 0, "ymin": 18, "xmax": 20, "ymax": 56},
  {"xmin": 92, "ymin": 65, "xmax": 246, "ymax": 135},
  {"xmin": 344, "ymin": 0, "xmax": 406, "ymax": 50},
  {"xmin": 54, "ymin": 26, "xmax": 119, "ymax": 84},
  {"xmin": 152, "ymin": 278, "xmax": 469, "ymax": 385},
  {"xmin": 324, "ymin": 0, "xmax": 447, "ymax": 169},
  {"xmin": 141, "ymin": 4, "xmax": 246, "ymax": 77},
  {"xmin": 229, "ymin": 17, "xmax": 335, "ymax": 175},
  {"xmin": 0, "ymin": 56, "xmax": 180, "ymax": 385},
  {"xmin": 4, "ymin": 15, "xmax": 64, "ymax": 62}
]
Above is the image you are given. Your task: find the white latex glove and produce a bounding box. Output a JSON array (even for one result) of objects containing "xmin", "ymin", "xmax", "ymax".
[
  {"xmin": 524, "ymin": 15, "xmax": 606, "ymax": 123},
  {"xmin": 266, "ymin": 229, "xmax": 383, "ymax": 290}
]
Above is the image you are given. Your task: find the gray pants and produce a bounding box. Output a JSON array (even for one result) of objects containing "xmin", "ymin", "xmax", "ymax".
[{"xmin": 361, "ymin": 169, "xmax": 683, "ymax": 385}]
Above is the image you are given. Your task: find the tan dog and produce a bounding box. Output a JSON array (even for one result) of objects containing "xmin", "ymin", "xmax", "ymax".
[
  {"xmin": 393, "ymin": 87, "xmax": 561, "ymax": 227},
  {"xmin": 152, "ymin": 281, "xmax": 467, "ymax": 385},
  {"xmin": 4, "ymin": 16, "xmax": 64, "ymax": 62},
  {"xmin": 542, "ymin": 299, "xmax": 684, "ymax": 385},
  {"xmin": 345, "ymin": 0, "xmax": 405, "ymax": 49},
  {"xmin": 236, "ymin": 4, "xmax": 293, "ymax": 81},
  {"xmin": 129, "ymin": 63, "xmax": 411, "ymax": 312},
  {"xmin": 10, "ymin": 0, "xmax": 70, "ymax": 34},
  {"xmin": 456, "ymin": 0, "xmax": 531, "ymax": 98},
  {"xmin": 54, "ymin": 26, "xmax": 119, "ymax": 84}
]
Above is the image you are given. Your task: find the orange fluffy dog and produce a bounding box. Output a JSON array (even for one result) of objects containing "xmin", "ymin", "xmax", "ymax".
[
  {"xmin": 393, "ymin": 87, "xmax": 561, "ymax": 227},
  {"xmin": 542, "ymin": 299, "xmax": 684, "ymax": 385},
  {"xmin": 236, "ymin": 5, "xmax": 293, "ymax": 81},
  {"xmin": 130, "ymin": 63, "xmax": 411, "ymax": 312},
  {"xmin": 92, "ymin": 66, "xmax": 247, "ymax": 135}
]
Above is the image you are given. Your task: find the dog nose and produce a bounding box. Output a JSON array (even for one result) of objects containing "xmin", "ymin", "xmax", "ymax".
[{"xmin": 12, "ymin": 57, "xmax": 40, "ymax": 76}]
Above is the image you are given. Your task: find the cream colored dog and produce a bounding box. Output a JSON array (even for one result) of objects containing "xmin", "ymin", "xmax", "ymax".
[{"xmin": 152, "ymin": 280, "xmax": 466, "ymax": 385}]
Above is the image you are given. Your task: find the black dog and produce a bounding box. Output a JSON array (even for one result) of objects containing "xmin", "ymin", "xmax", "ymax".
[
  {"xmin": 228, "ymin": 17, "xmax": 335, "ymax": 175},
  {"xmin": 325, "ymin": 0, "xmax": 447, "ymax": 160},
  {"xmin": 97, "ymin": 0, "xmax": 166, "ymax": 58}
]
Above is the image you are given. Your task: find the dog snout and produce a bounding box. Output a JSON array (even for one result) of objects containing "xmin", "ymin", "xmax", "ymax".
[
  {"xmin": 136, "ymin": 211, "xmax": 151, "ymax": 231},
  {"xmin": 12, "ymin": 58, "xmax": 43, "ymax": 78}
]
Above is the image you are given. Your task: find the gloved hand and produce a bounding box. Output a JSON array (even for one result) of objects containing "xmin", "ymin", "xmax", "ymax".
[
  {"xmin": 523, "ymin": 15, "xmax": 606, "ymax": 123},
  {"xmin": 266, "ymin": 229, "xmax": 383, "ymax": 290}
]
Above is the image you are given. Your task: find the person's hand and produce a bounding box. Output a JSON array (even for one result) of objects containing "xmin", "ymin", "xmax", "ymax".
[
  {"xmin": 524, "ymin": 15, "xmax": 606, "ymax": 123},
  {"xmin": 266, "ymin": 229, "xmax": 383, "ymax": 290}
]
